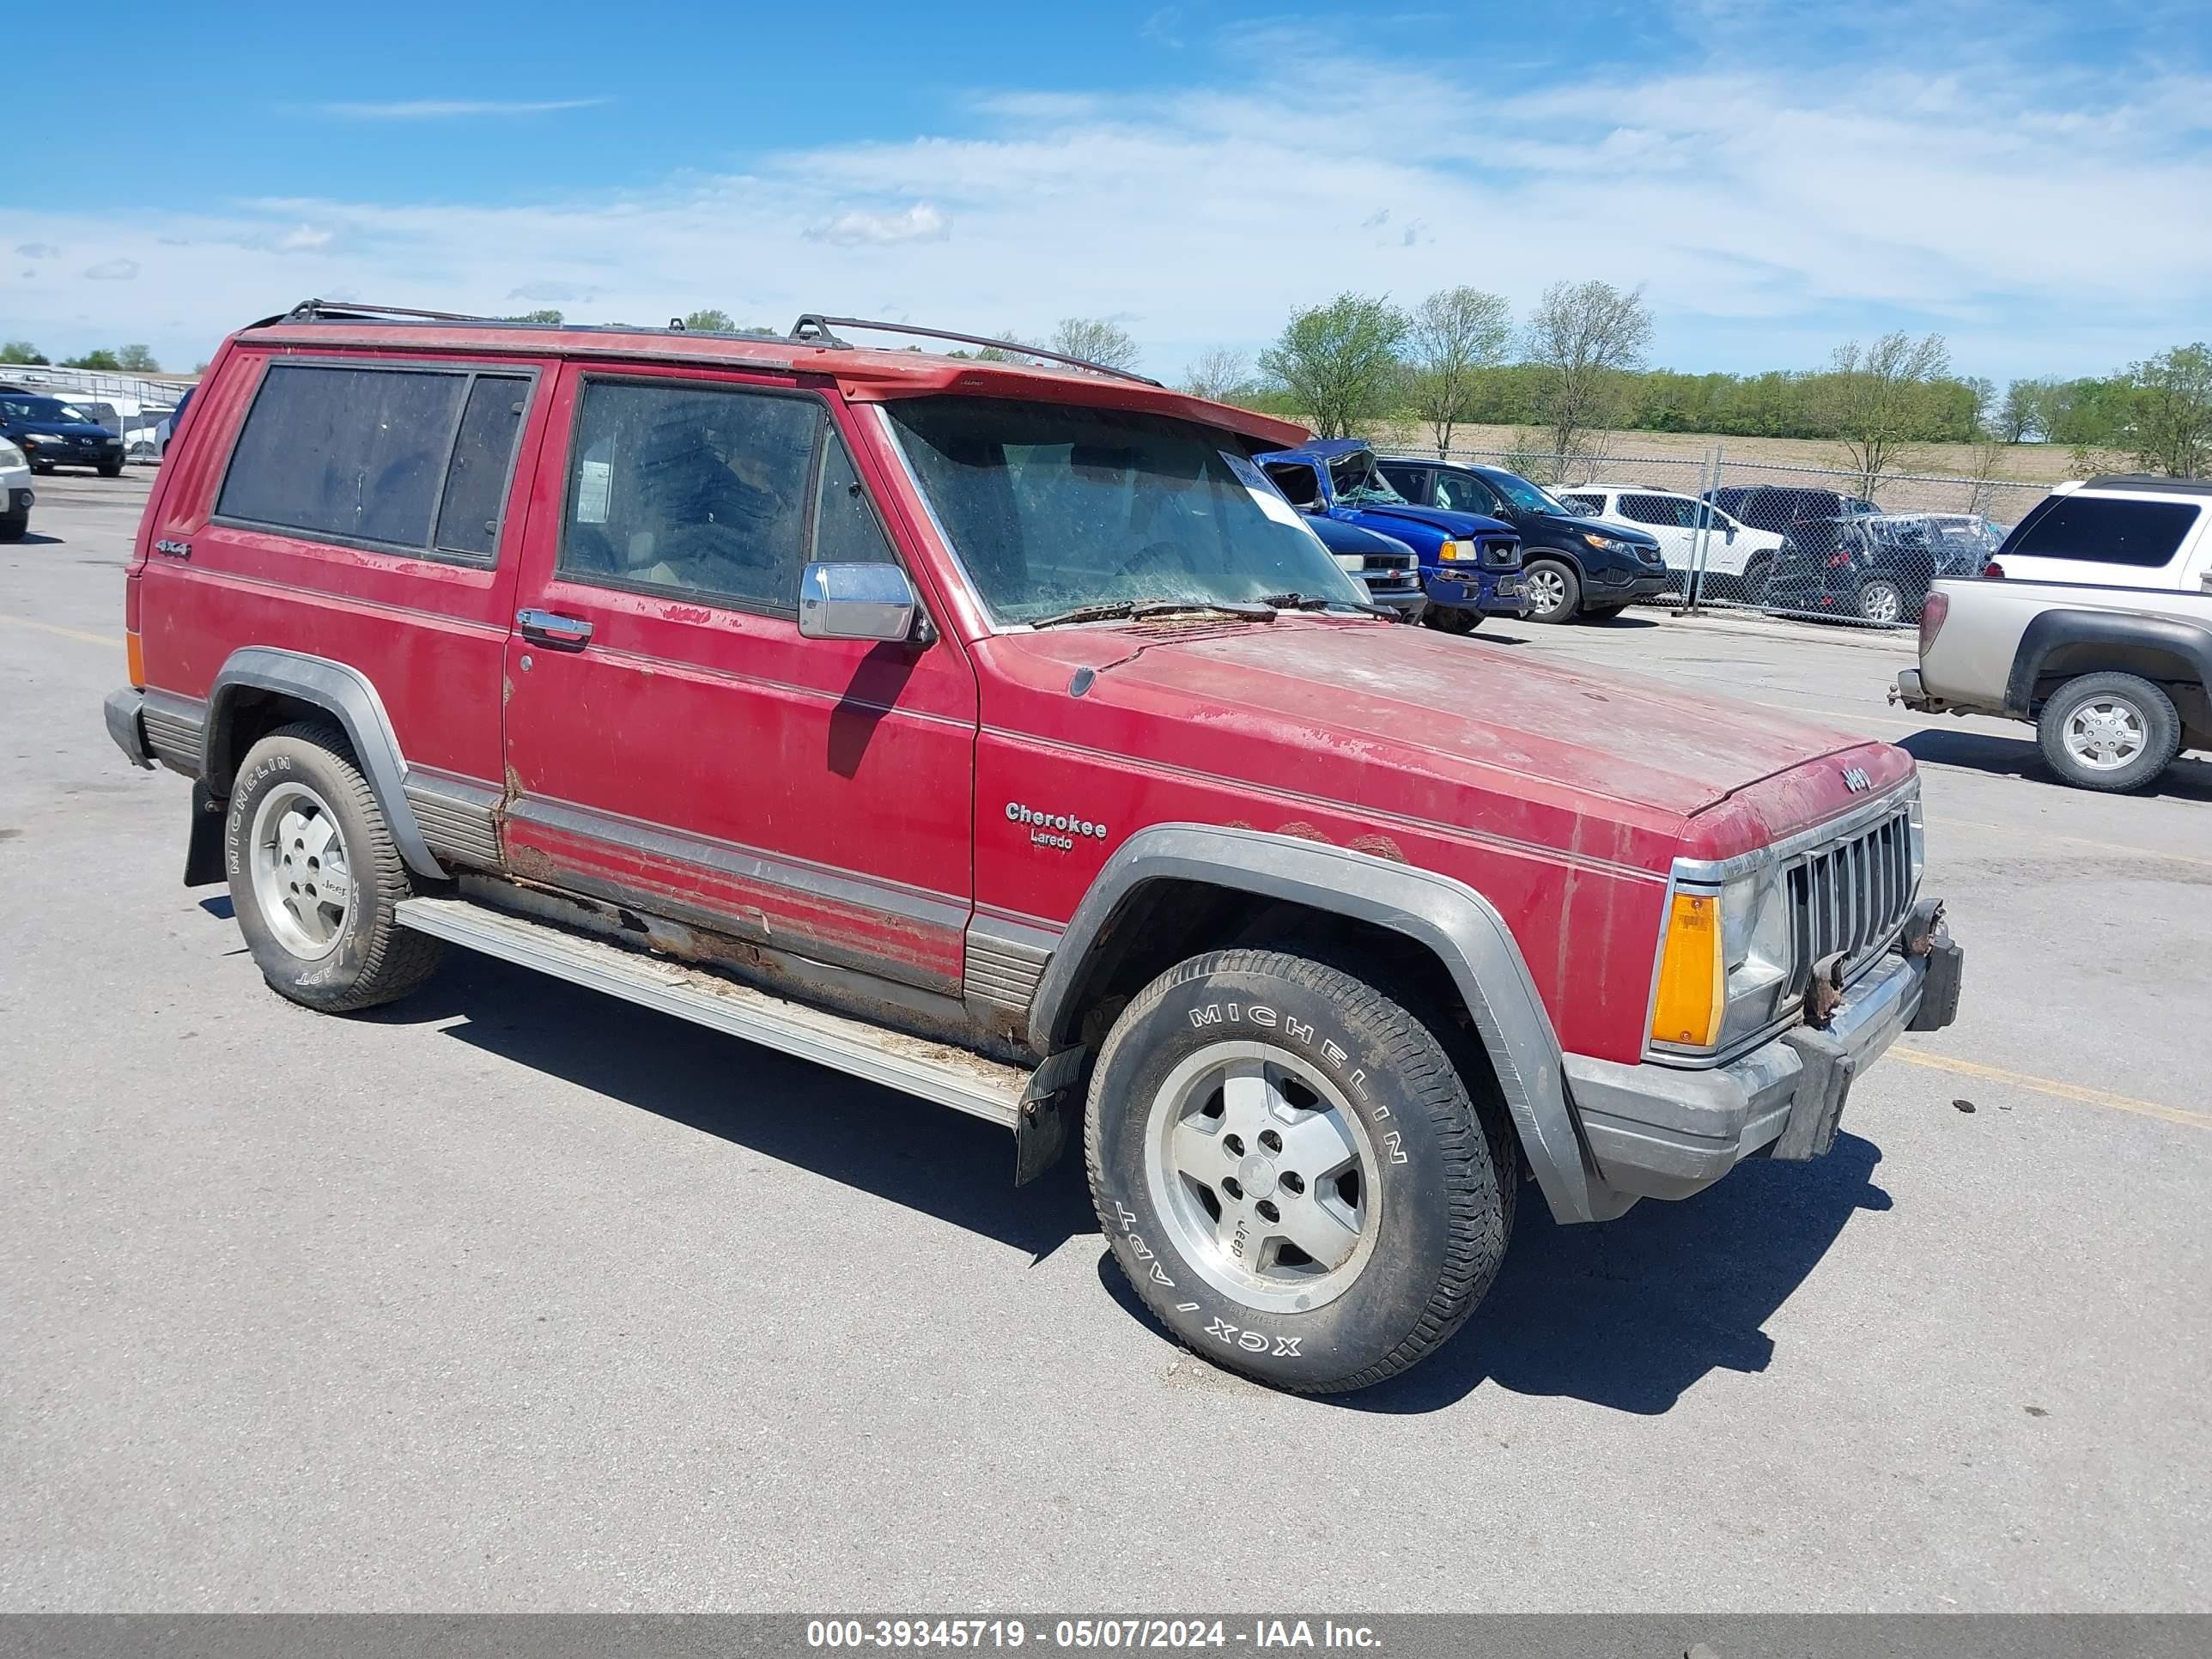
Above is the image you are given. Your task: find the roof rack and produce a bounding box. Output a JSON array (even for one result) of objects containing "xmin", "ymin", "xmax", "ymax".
[
  {"xmin": 279, "ymin": 299, "xmax": 490, "ymax": 325},
  {"xmin": 787, "ymin": 314, "xmax": 1162, "ymax": 386},
  {"xmin": 2084, "ymin": 473, "xmax": 2212, "ymax": 497}
]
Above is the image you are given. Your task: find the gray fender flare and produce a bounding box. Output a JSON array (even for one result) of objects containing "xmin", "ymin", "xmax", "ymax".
[
  {"xmin": 1029, "ymin": 823, "xmax": 1610, "ymax": 1224},
  {"xmin": 204, "ymin": 647, "xmax": 447, "ymax": 881},
  {"xmin": 2002, "ymin": 608, "xmax": 2212, "ymax": 719}
]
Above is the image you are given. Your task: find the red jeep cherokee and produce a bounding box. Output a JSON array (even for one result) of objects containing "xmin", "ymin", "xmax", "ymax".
[{"xmin": 104, "ymin": 302, "xmax": 1963, "ymax": 1394}]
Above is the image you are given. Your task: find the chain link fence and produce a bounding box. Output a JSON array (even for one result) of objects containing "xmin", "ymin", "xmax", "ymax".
[{"xmin": 1433, "ymin": 444, "xmax": 2054, "ymax": 629}]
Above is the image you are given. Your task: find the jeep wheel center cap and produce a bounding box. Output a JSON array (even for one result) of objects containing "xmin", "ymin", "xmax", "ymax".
[{"xmin": 1237, "ymin": 1153, "xmax": 1279, "ymax": 1200}]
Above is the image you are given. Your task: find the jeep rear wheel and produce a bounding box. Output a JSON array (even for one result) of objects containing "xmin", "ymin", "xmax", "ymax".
[
  {"xmin": 226, "ymin": 722, "xmax": 444, "ymax": 1012},
  {"xmin": 1085, "ymin": 948, "xmax": 1511, "ymax": 1394}
]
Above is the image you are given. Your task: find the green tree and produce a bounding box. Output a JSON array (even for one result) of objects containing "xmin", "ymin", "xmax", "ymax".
[
  {"xmin": 1522, "ymin": 280, "xmax": 1653, "ymax": 477},
  {"xmin": 504, "ymin": 308, "xmax": 564, "ymax": 325},
  {"xmin": 62, "ymin": 349, "xmax": 123, "ymax": 371},
  {"xmin": 2126, "ymin": 343, "xmax": 2212, "ymax": 478},
  {"xmin": 114, "ymin": 344, "xmax": 161, "ymax": 372},
  {"xmin": 1407, "ymin": 286, "xmax": 1511, "ymax": 456},
  {"xmin": 1997, "ymin": 378, "xmax": 2050, "ymax": 444},
  {"xmin": 681, "ymin": 308, "xmax": 737, "ymax": 333},
  {"xmin": 1258, "ymin": 293, "xmax": 1409, "ymax": 440},
  {"xmin": 1050, "ymin": 318, "xmax": 1142, "ymax": 373},
  {"xmin": 1, "ymin": 340, "xmax": 48, "ymax": 365},
  {"xmin": 1807, "ymin": 331, "xmax": 1953, "ymax": 497}
]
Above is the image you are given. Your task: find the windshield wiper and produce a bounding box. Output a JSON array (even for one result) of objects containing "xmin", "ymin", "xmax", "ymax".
[
  {"xmin": 1260, "ymin": 592, "xmax": 1402, "ymax": 621},
  {"xmin": 1030, "ymin": 599, "xmax": 1278, "ymax": 630}
]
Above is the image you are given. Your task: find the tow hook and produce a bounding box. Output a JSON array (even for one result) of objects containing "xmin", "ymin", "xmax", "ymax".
[
  {"xmin": 1901, "ymin": 898, "xmax": 1948, "ymax": 957},
  {"xmin": 1803, "ymin": 951, "xmax": 1849, "ymax": 1027}
]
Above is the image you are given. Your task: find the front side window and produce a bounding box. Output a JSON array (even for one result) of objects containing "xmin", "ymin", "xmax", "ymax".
[
  {"xmin": 217, "ymin": 362, "xmax": 532, "ymax": 561},
  {"xmin": 557, "ymin": 379, "xmax": 818, "ymax": 610},
  {"xmin": 2000, "ymin": 495, "xmax": 2200, "ymax": 568},
  {"xmin": 1433, "ymin": 473, "xmax": 1496, "ymax": 515},
  {"xmin": 1476, "ymin": 470, "xmax": 1571, "ymax": 515},
  {"xmin": 886, "ymin": 396, "xmax": 1364, "ymax": 624},
  {"xmin": 811, "ymin": 429, "xmax": 898, "ymax": 567},
  {"xmin": 1263, "ymin": 461, "xmax": 1325, "ymax": 508}
]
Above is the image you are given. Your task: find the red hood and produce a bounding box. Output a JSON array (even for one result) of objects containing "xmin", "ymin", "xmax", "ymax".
[{"xmin": 978, "ymin": 618, "xmax": 1908, "ymax": 866}]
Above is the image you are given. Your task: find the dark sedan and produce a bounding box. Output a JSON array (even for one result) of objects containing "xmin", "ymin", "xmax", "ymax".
[{"xmin": 0, "ymin": 394, "xmax": 127, "ymax": 477}]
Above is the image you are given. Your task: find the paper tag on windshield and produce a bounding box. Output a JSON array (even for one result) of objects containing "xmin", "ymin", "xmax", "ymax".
[{"xmin": 1222, "ymin": 449, "xmax": 1303, "ymax": 527}]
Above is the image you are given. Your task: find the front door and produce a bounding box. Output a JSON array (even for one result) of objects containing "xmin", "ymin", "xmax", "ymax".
[{"xmin": 499, "ymin": 362, "xmax": 978, "ymax": 993}]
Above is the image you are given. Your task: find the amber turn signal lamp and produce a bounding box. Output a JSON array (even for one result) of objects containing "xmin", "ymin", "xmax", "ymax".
[
  {"xmin": 1651, "ymin": 891, "xmax": 1724, "ymax": 1048},
  {"xmin": 125, "ymin": 631, "xmax": 145, "ymax": 689}
]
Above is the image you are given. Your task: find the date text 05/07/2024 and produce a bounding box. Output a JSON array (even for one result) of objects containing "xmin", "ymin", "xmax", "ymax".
[{"xmin": 805, "ymin": 1619, "xmax": 1384, "ymax": 1650}]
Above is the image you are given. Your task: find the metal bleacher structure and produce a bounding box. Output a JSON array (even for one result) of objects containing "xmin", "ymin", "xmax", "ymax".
[{"xmin": 0, "ymin": 362, "xmax": 199, "ymax": 461}]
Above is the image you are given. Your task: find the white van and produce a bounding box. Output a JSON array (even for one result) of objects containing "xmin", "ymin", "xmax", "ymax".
[{"xmin": 1990, "ymin": 477, "xmax": 2212, "ymax": 592}]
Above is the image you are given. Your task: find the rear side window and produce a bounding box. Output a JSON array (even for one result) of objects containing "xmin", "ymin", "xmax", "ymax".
[
  {"xmin": 2000, "ymin": 495, "xmax": 2200, "ymax": 568},
  {"xmin": 557, "ymin": 379, "xmax": 819, "ymax": 611},
  {"xmin": 1556, "ymin": 492, "xmax": 1605, "ymax": 514},
  {"xmin": 216, "ymin": 362, "xmax": 533, "ymax": 562}
]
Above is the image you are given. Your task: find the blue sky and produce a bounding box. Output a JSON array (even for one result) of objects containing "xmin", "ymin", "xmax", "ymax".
[{"xmin": 9, "ymin": 0, "xmax": 2210, "ymax": 385}]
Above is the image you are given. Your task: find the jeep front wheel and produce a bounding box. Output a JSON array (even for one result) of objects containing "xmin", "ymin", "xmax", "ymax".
[
  {"xmin": 226, "ymin": 722, "xmax": 444, "ymax": 1012},
  {"xmin": 1085, "ymin": 948, "xmax": 1511, "ymax": 1394}
]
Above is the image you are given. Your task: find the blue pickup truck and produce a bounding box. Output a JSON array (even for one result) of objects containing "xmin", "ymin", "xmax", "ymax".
[{"xmin": 1256, "ymin": 439, "xmax": 1526, "ymax": 630}]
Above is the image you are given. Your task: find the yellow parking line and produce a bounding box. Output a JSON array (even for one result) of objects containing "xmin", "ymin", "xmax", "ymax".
[
  {"xmin": 0, "ymin": 613, "xmax": 120, "ymax": 648},
  {"xmin": 1890, "ymin": 1047, "xmax": 2211, "ymax": 1131}
]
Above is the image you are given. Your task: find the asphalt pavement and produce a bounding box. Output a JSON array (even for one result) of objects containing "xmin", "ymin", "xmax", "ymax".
[{"xmin": 3, "ymin": 473, "xmax": 2206, "ymax": 1611}]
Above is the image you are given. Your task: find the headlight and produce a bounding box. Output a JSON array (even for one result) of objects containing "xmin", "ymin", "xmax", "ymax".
[
  {"xmin": 20, "ymin": 433, "xmax": 49, "ymax": 445},
  {"xmin": 1580, "ymin": 532, "xmax": 1632, "ymax": 554},
  {"xmin": 1437, "ymin": 539, "xmax": 1476, "ymax": 562},
  {"xmin": 103, "ymin": 435, "xmax": 123, "ymax": 447},
  {"xmin": 1332, "ymin": 553, "xmax": 1363, "ymax": 573},
  {"xmin": 1650, "ymin": 860, "xmax": 1791, "ymax": 1054},
  {"xmin": 0, "ymin": 439, "xmax": 22, "ymax": 467}
]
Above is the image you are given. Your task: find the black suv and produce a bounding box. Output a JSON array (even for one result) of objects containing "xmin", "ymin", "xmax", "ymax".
[
  {"xmin": 0, "ymin": 392, "xmax": 127, "ymax": 477},
  {"xmin": 1710, "ymin": 485, "xmax": 1971, "ymax": 624},
  {"xmin": 1379, "ymin": 459, "xmax": 1668, "ymax": 623}
]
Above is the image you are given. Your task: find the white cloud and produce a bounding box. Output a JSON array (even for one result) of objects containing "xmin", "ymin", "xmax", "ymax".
[
  {"xmin": 311, "ymin": 98, "xmax": 607, "ymax": 120},
  {"xmin": 82, "ymin": 258, "xmax": 139, "ymax": 281},
  {"xmin": 803, "ymin": 203, "xmax": 951, "ymax": 246},
  {"xmin": 12, "ymin": 51, "xmax": 2209, "ymax": 381},
  {"xmin": 275, "ymin": 225, "xmax": 332, "ymax": 252},
  {"xmin": 15, "ymin": 242, "xmax": 58, "ymax": 259}
]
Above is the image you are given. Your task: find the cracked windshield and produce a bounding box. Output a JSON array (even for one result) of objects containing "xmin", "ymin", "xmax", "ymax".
[{"xmin": 886, "ymin": 397, "xmax": 1368, "ymax": 624}]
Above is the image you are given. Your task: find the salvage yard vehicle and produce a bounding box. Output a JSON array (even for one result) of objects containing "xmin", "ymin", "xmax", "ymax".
[
  {"xmin": 1894, "ymin": 571, "xmax": 2212, "ymax": 792},
  {"xmin": 1982, "ymin": 476, "xmax": 2212, "ymax": 592},
  {"xmin": 0, "ymin": 391, "xmax": 127, "ymax": 476},
  {"xmin": 1302, "ymin": 512, "xmax": 1427, "ymax": 617},
  {"xmin": 1, "ymin": 436, "xmax": 31, "ymax": 540},
  {"xmin": 1553, "ymin": 484, "xmax": 1785, "ymax": 601},
  {"xmin": 1257, "ymin": 440, "xmax": 1527, "ymax": 631},
  {"xmin": 104, "ymin": 301, "xmax": 1965, "ymax": 1394},
  {"xmin": 1377, "ymin": 456, "xmax": 1669, "ymax": 623}
]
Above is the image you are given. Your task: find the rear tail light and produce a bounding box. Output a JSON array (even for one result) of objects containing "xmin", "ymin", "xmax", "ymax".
[
  {"xmin": 1983, "ymin": 560, "xmax": 2006, "ymax": 579},
  {"xmin": 1826, "ymin": 550, "xmax": 1850, "ymax": 568},
  {"xmin": 1918, "ymin": 589, "xmax": 1948, "ymax": 657}
]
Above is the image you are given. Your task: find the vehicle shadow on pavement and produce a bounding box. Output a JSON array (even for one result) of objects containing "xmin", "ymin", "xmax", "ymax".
[
  {"xmin": 1341, "ymin": 1133, "xmax": 1893, "ymax": 1416},
  {"xmin": 1900, "ymin": 728, "xmax": 2212, "ymax": 800},
  {"xmin": 373, "ymin": 952, "xmax": 1102, "ymax": 1265}
]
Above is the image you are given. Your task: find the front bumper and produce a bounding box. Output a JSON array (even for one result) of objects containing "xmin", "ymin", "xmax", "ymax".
[
  {"xmin": 1425, "ymin": 569, "xmax": 1528, "ymax": 616},
  {"xmin": 3, "ymin": 483, "xmax": 31, "ymax": 519},
  {"xmin": 1564, "ymin": 918, "xmax": 1966, "ymax": 1204}
]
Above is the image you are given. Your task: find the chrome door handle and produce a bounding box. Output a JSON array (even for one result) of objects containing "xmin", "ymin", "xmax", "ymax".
[{"xmin": 516, "ymin": 609, "xmax": 593, "ymax": 647}]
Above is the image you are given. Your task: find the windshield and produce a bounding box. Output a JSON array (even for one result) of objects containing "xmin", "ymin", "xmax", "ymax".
[
  {"xmin": 885, "ymin": 397, "xmax": 1366, "ymax": 625},
  {"xmin": 2, "ymin": 397, "xmax": 96, "ymax": 423},
  {"xmin": 1328, "ymin": 452, "xmax": 1405, "ymax": 506},
  {"xmin": 1480, "ymin": 469, "xmax": 1572, "ymax": 515}
]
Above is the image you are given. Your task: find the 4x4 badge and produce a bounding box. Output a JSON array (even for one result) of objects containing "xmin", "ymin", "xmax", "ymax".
[{"xmin": 1841, "ymin": 766, "xmax": 1873, "ymax": 793}]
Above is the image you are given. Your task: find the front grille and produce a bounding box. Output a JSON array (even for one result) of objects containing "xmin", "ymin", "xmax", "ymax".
[{"xmin": 1783, "ymin": 803, "xmax": 1916, "ymax": 997}]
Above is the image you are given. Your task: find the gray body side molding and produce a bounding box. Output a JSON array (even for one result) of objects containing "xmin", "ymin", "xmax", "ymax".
[
  {"xmin": 204, "ymin": 647, "xmax": 447, "ymax": 881},
  {"xmin": 1028, "ymin": 823, "xmax": 1610, "ymax": 1224}
]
